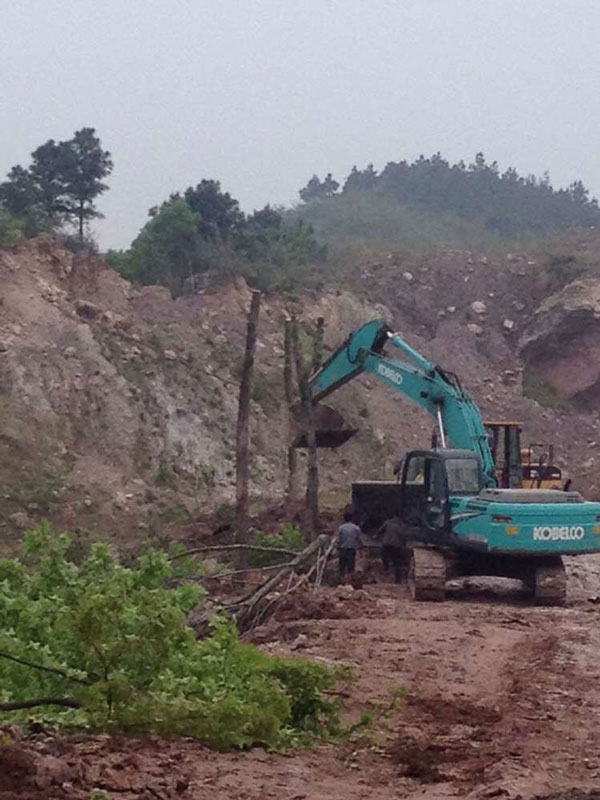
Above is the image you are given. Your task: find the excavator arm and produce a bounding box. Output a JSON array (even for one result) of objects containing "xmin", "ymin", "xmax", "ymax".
[{"xmin": 308, "ymin": 319, "xmax": 497, "ymax": 487}]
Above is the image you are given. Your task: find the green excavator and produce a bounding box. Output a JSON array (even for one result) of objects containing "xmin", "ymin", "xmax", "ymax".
[{"xmin": 294, "ymin": 319, "xmax": 600, "ymax": 605}]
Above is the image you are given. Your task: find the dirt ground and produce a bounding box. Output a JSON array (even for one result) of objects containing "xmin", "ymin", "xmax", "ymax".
[{"xmin": 5, "ymin": 559, "xmax": 600, "ymax": 800}]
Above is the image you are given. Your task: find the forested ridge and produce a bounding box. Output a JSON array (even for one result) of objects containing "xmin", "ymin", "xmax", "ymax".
[
  {"xmin": 298, "ymin": 153, "xmax": 599, "ymax": 240},
  {"xmin": 1, "ymin": 134, "xmax": 599, "ymax": 295}
]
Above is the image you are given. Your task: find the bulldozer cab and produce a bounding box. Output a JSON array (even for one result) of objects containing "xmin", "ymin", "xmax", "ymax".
[
  {"xmin": 484, "ymin": 421, "xmax": 523, "ymax": 488},
  {"xmin": 521, "ymin": 442, "xmax": 563, "ymax": 489},
  {"xmin": 484, "ymin": 421, "xmax": 563, "ymax": 490}
]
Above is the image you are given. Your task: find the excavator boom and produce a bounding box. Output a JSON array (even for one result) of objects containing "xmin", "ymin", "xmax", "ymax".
[{"xmin": 307, "ymin": 320, "xmax": 497, "ymax": 486}]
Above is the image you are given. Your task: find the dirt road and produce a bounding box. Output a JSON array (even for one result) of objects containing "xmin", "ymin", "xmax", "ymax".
[{"xmin": 5, "ymin": 569, "xmax": 600, "ymax": 800}]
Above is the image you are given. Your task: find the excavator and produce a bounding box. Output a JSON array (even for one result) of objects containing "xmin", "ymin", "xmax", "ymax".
[{"xmin": 295, "ymin": 319, "xmax": 600, "ymax": 605}]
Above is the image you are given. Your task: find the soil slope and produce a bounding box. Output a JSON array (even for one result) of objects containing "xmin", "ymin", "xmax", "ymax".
[{"xmin": 1, "ymin": 235, "xmax": 600, "ymax": 543}]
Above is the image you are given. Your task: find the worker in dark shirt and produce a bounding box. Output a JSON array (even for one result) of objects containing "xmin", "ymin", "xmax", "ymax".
[
  {"xmin": 377, "ymin": 515, "xmax": 406, "ymax": 584},
  {"xmin": 337, "ymin": 511, "xmax": 362, "ymax": 580}
]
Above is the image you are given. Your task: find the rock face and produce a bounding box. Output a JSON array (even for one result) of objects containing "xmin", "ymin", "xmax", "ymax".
[
  {"xmin": 2, "ymin": 235, "xmax": 600, "ymax": 539},
  {"xmin": 0, "ymin": 239, "xmax": 405, "ymax": 537},
  {"xmin": 519, "ymin": 278, "xmax": 600, "ymax": 405}
]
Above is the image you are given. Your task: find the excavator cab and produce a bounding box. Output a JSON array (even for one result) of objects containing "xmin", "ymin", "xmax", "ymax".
[{"xmin": 401, "ymin": 449, "xmax": 483, "ymax": 536}]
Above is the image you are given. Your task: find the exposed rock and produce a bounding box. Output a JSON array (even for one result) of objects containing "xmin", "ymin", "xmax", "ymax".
[
  {"xmin": 471, "ymin": 300, "xmax": 487, "ymax": 314},
  {"xmin": 9, "ymin": 512, "xmax": 31, "ymax": 529},
  {"xmin": 467, "ymin": 323, "xmax": 484, "ymax": 335},
  {"xmin": 503, "ymin": 319, "xmax": 516, "ymax": 331},
  {"xmin": 501, "ymin": 370, "xmax": 519, "ymax": 385},
  {"xmin": 402, "ymin": 271, "xmax": 414, "ymax": 282},
  {"xmin": 74, "ymin": 299, "xmax": 100, "ymax": 320},
  {"xmin": 163, "ymin": 349, "xmax": 178, "ymax": 361},
  {"xmin": 520, "ymin": 278, "xmax": 600, "ymax": 404}
]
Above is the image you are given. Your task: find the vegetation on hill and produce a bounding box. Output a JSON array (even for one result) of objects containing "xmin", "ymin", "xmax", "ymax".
[
  {"xmin": 296, "ymin": 153, "xmax": 599, "ymax": 248},
  {"xmin": 0, "ymin": 128, "xmax": 112, "ymax": 244},
  {"xmin": 3, "ymin": 135, "xmax": 599, "ymax": 289},
  {"xmin": 107, "ymin": 180, "xmax": 325, "ymax": 295}
]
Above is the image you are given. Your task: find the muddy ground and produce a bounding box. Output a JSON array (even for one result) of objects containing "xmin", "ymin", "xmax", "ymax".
[{"xmin": 5, "ymin": 560, "xmax": 600, "ymax": 800}]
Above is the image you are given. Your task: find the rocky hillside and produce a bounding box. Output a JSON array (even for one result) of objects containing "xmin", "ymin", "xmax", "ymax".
[{"xmin": 1, "ymin": 235, "xmax": 600, "ymax": 546}]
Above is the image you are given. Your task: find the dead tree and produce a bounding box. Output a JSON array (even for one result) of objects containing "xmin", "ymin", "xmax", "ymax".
[
  {"xmin": 291, "ymin": 316, "xmax": 319, "ymax": 540},
  {"xmin": 235, "ymin": 290, "xmax": 261, "ymax": 542},
  {"xmin": 284, "ymin": 317, "xmax": 299, "ymax": 504},
  {"xmin": 312, "ymin": 316, "xmax": 325, "ymax": 374}
]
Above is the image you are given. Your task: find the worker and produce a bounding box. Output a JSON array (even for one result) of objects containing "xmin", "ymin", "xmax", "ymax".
[
  {"xmin": 337, "ymin": 510, "xmax": 362, "ymax": 580},
  {"xmin": 377, "ymin": 515, "xmax": 405, "ymax": 584}
]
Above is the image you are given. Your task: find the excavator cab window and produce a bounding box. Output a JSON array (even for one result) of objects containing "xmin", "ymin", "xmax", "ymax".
[
  {"xmin": 405, "ymin": 456, "xmax": 425, "ymax": 484},
  {"xmin": 424, "ymin": 458, "xmax": 448, "ymax": 531},
  {"xmin": 445, "ymin": 457, "xmax": 483, "ymax": 494}
]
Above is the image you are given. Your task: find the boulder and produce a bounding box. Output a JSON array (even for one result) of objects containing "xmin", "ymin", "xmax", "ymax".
[
  {"xmin": 467, "ymin": 323, "xmax": 484, "ymax": 335},
  {"xmin": 9, "ymin": 512, "xmax": 31, "ymax": 529},
  {"xmin": 74, "ymin": 299, "xmax": 100, "ymax": 320},
  {"xmin": 471, "ymin": 300, "xmax": 487, "ymax": 314},
  {"xmin": 519, "ymin": 278, "xmax": 600, "ymax": 404}
]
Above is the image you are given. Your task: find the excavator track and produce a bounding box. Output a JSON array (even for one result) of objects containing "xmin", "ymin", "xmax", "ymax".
[
  {"xmin": 534, "ymin": 556, "xmax": 567, "ymax": 607},
  {"xmin": 408, "ymin": 547, "xmax": 447, "ymax": 602}
]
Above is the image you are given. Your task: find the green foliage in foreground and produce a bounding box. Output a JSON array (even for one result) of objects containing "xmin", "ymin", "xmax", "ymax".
[
  {"xmin": 0, "ymin": 522, "xmax": 340, "ymax": 749},
  {"xmin": 249, "ymin": 524, "xmax": 305, "ymax": 568}
]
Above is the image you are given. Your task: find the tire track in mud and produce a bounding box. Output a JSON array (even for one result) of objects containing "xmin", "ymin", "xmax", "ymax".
[{"xmin": 389, "ymin": 599, "xmax": 600, "ymax": 800}]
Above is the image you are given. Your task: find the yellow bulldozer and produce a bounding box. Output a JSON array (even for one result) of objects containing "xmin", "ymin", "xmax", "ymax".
[{"xmin": 484, "ymin": 421, "xmax": 566, "ymax": 490}]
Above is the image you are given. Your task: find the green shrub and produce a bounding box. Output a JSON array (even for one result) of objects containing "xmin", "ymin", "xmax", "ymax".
[
  {"xmin": 0, "ymin": 210, "xmax": 24, "ymax": 248},
  {"xmin": 216, "ymin": 502, "xmax": 236, "ymax": 521},
  {"xmin": 154, "ymin": 461, "xmax": 176, "ymax": 487},
  {"xmin": 249, "ymin": 524, "xmax": 305, "ymax": 568},
  {"xmin": 0, "ymin": 522, "xmax": 340, "ymax": 749}
]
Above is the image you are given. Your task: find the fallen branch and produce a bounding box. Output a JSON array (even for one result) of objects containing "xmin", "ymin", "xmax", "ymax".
[
  {"xmin": 170, "ymin": 544, "xmax": 300, "ymax": 561},
  {"xmin": 233, "ymin": 534, "xmax": 329, "ymax": 631},
  {"xmin": 315, "ymin": 537, "xmax": 336, "ymax": 589},
  {"xmin": 0, "ymin": 697, "xmax": 82, "ymax": 711},
  {"xmin": 0, "ymin": 649, "xmax": 91, "ymax": 685},
  {"xmin": 205, "ymin": 562, "xmax": 295, "ymax": 580}
]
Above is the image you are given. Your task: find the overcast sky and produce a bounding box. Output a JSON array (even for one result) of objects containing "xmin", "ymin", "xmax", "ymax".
[{"xmin": 2, "ymin": 0, "xmax": 600, "ymax": 249}]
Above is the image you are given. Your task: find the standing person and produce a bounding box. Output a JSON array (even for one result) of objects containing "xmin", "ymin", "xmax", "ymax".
[
  {"xmin": 377, "ymin": 515, "xmax": 405, "ymax": 584},
  {"xmin": 337, "ymin": 511, "xmax": 362, "ymax": 580}
]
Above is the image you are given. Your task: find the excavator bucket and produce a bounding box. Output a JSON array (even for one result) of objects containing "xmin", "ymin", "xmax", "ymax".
[{"xmin": 291, "ymin": 403, "xmax": 358, "ymax": 449}]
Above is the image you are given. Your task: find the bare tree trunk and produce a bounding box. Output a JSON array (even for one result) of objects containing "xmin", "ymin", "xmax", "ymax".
[
  {"xmin": 236, "ymin": 290, "xmax": 261, "ymax": 543},
  {"xmin": 78, "ymin": 200, "xmax": 84, "ymax": 243},
  {"xmin": 291, "ymin": 316, "xmax": 319, "ymax": 540},
  {"xmin": 312, "ymin": 316, "xmax": 325, "ymax": 374},
  {"xmin": 284, "ymin": 317, "xmax": 299, "ymax": 504}
]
